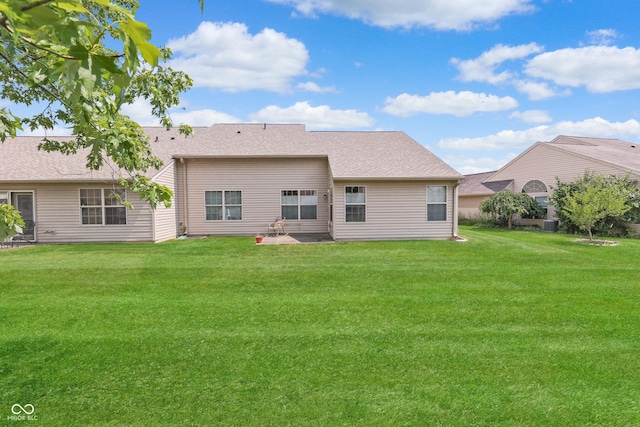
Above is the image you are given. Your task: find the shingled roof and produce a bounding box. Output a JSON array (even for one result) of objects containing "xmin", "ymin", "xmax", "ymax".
[
  {"xmin": 458, "ymin": 171, "xmax": 513, "ymax": 196},
  {"xmin": 544, "ymin": 135, "xmax": 640, "ymax": 174},
  {"xmin": 0, "ymin": 124, "xmax": 462, "ymax": 182}
]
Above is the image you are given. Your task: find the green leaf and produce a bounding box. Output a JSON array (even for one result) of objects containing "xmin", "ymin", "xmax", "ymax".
[
  {"xmin": 23, "ymin": 3, "xmax": 61, "ymax": 26},
  {"xmin": 69, "ymin": 43, "xmax": 89, "ymax": 60},
  {"xmin": 54, "ymin": 1, "xmax": 88, "ymax": 13},
  {"xmin": 119, "ymin": 18, "xmax": 161, "ymax": 67},
  {"xmin": 92, "ymin": 54, "xmax": 123, "ymax": 75}
]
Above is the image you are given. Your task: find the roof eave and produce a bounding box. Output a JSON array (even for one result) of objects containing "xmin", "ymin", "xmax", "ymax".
[
  {"xmin": 172, "ymin": 154, "xmax": 328, "ymax": 160},
  {"xmin": 332, "ymin": 176, "xmax": 463, "ymax": 181}
]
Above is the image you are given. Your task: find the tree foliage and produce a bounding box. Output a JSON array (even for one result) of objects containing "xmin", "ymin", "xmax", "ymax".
[
  {"xmin": 0, "ymin": 203, "xmax": 25, "ymax": 242},
  {"xmin": 0, "ymin": 0, "xmax": 203, "ymax": 208},
  {"xmin": 479, "ymin": 190, "xmax": 544, "ymax": 229},
  {"xmin": 549, "ymin": 172, "xmax": 640, "ymax": 238}
]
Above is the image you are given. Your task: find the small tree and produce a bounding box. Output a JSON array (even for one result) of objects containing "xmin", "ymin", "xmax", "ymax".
[
  {"xmin": 549, "ymin": 172, "xmax": 640, "ymax": 237},
  {"xmin": 479, "ymin": 190, "xmax": 543, "ymax": 229},
  {"xmin": 0, "ymin": 203, "xmax": 25, "ymax": 242},
  {"xmin": 560, "ymin": 175, "xmax": 631, "ymax": 240}
]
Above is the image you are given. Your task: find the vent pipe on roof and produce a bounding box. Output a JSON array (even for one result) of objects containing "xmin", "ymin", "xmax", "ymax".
[{"xmin": 263, "ymin": 123, "xmax": 267, "ymax": 130}]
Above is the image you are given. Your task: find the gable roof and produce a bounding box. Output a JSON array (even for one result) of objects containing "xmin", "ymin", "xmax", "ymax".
[
  {"xmin": 544, "ymin": 135, "xmax": 640, "ymax": 174},
  {"xmin": 0, "ymin": 124, "xmax": 462, "ymax": 182},
  {"xmin": 458, "ymin": 171, "xmax": 513, "ymax": 196},
  {"xmin": 483, "ymin": 135, "xmax": 640, "ymax": 184}
]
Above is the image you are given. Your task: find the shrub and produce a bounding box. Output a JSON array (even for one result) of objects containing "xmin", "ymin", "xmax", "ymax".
[{"xmin": 549, "ymin": 172, "xmax": 640, "ymax": 238}]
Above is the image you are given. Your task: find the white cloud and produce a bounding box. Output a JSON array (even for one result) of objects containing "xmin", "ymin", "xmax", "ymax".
[
  {"xmin": 451, "ymin": 43, "xmax": 566, "ymax": 100},
  {"xmin": 452, "ymin": 43, "xmax": 640, "ymax": 98},
  {"xmin": 121, "ymin": 98, "xmax": 161, "ymax": 126},
  {"xmin": 586, "ymin": 29, "xmax": 620, "ymax": 46},
  {"xmin": 121, "ymin": 98, "xmax": 240, "ymax": 127},
  {"xmin": 296, "ymin": 81, "xmax": 339, "ymax": 93},
  {"xmin": 451, "ymin": 43, "xmax": 544, "ymax": 84},
  {"xmin": 265, "ymin": 0, "xmax": 535, "ymax": 30},
  {"xmin": 250, "ymin": 101, "xmax": 374, "ymax": 129},
  {"xmin": 170, "ymin": 109, "xmax": 241, "ymax": 126},
  {"xmin": 383, "ymin": 91, "xmax": 518, "ymax": 117},
  {"xmin": 509, "ymin": 109, "xmax": 552, "ymax": 124},
  {"xmin": 513, "ymin": 79, "xmax": 564, "ymax": 100},
  {"xmin": 18, "ymin": 126, "xmax": 72, "ymax": 137},
  {"xmin": 525, "ymin": 46, "xmax": 640, "ymax": 93},
  {"xmin": 439, "ymin": 117, "xmax": 640, "ymax": 150},
  {"xmin": 167, "ymin": 22, "xmax": 309, "ymax": 92},
  {"xmin": 445, "ymin": 153, "xmax": 519, "ymax": 175}
]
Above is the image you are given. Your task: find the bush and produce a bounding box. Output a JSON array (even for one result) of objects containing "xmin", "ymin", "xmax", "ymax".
[{"xmin": 458, "ymin": 212, "xmax": 501, "ymax": 227}]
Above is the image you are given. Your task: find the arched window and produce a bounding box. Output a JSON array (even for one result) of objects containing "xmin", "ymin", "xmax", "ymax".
[{"xmin": 522, "ymin": 180, "xmax": 547, "ymax": 193}]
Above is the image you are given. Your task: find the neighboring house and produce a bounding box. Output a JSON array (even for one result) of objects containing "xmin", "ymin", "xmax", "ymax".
[
  {"xmin": 0, "ymin": 124, "xmax": 463, "ymax": 243},
  {"xmin": 458, "ymin": 135, "xmax": 640, "ymax": 232},
  {"xmin": 458, "ymin": 171, "xmax": 512, "ymax": 218}
]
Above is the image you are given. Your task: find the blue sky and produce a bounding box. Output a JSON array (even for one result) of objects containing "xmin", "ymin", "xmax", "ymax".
[{"xmin": 22, "ymin": 1, "xmax": 640, "ymax": 174}]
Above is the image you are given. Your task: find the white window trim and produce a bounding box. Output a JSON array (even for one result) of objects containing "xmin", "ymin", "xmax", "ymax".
[
  {"xmin": 345, "ymin": 185, "xmax": 366, "ymax": 223},
  {"xmin": 204, "ymin": 190, "xmax": 243, "ymax": 221},
  {"xmin": 522, "ymin": 180, "xmax": 548, "ymax": 193},
  {"xmin": 280, "ymin": 189, "xmax": 318, "ymax": 220},
  {"xmin": 427, "ymin": 185, "xmax": 448, "ymax": 222},
  {"xmin": 79, "ymin": 188, "xmax": 127, "ymax": 226}
]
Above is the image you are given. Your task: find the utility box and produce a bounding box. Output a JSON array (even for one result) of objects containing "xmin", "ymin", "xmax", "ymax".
[{"xmin": 543, "ymin": 220, "xmax": 558, "ymax": 232}]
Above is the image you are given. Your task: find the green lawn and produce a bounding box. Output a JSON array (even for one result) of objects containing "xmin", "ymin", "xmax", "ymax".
[{"xmin": 1, "ymin": 227, "xmax": 639, "ymax": 426}]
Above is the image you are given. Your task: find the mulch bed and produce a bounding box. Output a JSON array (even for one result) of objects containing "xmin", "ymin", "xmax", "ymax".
[{"xmin": 574, "ymin": 239, "xmax": 619, "ymax": 246}]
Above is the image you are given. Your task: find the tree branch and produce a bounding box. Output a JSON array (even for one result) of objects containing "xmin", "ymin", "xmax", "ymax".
[{"xmin": 20, "ymin": 0, "xmax": 57, "ymax": 13}]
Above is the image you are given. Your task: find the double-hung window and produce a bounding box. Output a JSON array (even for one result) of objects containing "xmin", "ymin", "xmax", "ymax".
[
  {"xmin": 345, "ymin": 186, "xmax": 366, "ymax": 222},
  {"xmin": 205, "ymin": 191, "xmax": 242, "ymax": 220},
  {"xmin": 281, "ymin": 190, "xmax": 317, "ymax": 220},
  {"xmin": 80, "ymin": 188, "xmax": 127, "ymax": 225},
  {"xmin": 427, "ymin": 185, "xmax": 447, "ymax": 221}
]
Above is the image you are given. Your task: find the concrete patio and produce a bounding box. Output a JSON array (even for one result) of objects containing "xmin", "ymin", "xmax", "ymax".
[{"xmin": 257, "ymin": 234, "xmax": 334, "ymax": 245}]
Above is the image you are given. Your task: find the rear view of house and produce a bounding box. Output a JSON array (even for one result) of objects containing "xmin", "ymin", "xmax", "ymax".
[{"xmin": 1, "ymin": 124, "xmax": 463, "ymax": 243}]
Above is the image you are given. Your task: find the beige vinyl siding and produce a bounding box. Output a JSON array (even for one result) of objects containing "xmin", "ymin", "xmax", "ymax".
[
  {"xmin": 459, "ymin": 195, "xmax": 490, "ymax": 218},
  {"xmin": 151, "ymin": 161, "xmax": 178, "ymax": 242},
  {"xmin": 24, "ymin": 183, "xmax": 153, "ymax": 243},
  {"xmin": 181, "ymin": 157, "xmax": 330, "ymax": 236},
  {"xmin": 332, "ymin": 180, "xmax": 456, "ymax": 241},
  {"xmin": 490, "ymin": 144, "xmax": 633, "ymax": 192}
]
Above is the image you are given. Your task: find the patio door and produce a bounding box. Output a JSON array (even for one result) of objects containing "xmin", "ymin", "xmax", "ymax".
[{"xmin": 12, "ymin": 192, "xmax": 34, "ymax": 222}]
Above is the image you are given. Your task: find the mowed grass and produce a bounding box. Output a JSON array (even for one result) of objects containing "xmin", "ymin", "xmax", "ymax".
[{"xmin": 1, "ymin": 227, "xmax": 639, "ymax": 426}]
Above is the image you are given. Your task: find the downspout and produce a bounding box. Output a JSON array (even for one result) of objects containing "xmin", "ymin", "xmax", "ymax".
[
  {"xmin": 180, "ymin": 158, "xmax": 189, "ymax": 236},
  {"xmin": 452, "ymin": 180, "xmax": 460, "ymax": 238}
]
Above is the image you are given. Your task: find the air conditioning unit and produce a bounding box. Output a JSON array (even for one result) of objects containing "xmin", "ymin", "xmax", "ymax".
[{"xmin": 543, "ymin": 220, "xmax": 558, "ymax": 232}]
